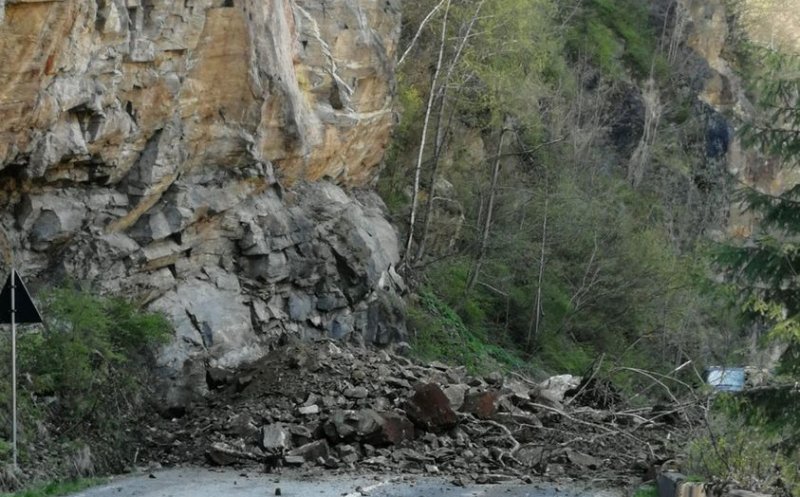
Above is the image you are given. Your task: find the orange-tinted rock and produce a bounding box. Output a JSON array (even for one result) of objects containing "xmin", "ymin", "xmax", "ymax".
[
  {"xmin": 462, "ymin": 390, "xmax": 500, "ymax": 420},
  {"xmin": 0, "ymin": 0, "xmax": 400, "ymax": 186}
]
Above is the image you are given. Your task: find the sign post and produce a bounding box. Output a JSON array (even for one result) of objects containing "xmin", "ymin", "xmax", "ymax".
[
  {"xmin": 1, "ymin": 268, "xmax": 43, "ymax": 469},
  {"xmin": 10, "ymin": 268, "xmax": 14, "ymax": 469}
]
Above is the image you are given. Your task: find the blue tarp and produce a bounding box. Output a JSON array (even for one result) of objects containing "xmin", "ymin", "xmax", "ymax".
[{"xmin": 706, "ymin": 367, "xmax": 745, "ymax": 392}]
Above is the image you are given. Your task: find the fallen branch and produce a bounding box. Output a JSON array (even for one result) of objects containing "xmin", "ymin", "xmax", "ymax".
[
  {"xmin": 460, "ymin": 414, "xmax": 521, "ymax": 466},
  {"xmin": 527, "ymin": 402, "xmax": 649, "ymax": 447}
]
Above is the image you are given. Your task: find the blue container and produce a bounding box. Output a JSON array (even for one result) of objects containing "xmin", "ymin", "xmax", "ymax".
[{"xmin": 705, "ymin": 366, "xmax": 745, "ymax": 392}]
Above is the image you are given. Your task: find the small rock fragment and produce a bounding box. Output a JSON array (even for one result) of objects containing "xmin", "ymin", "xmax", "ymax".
[
  {"xmin": 344, "ymin": 386, "xmax": 369, "ymax": 399},
  {"xmin": 297, "ymin": 404, "xmax": 320, "ymax": 416}
]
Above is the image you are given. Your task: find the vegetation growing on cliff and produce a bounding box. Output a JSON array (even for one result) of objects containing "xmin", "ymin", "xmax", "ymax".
[
  {"xmin": 0, "ymin": 286, "xmax": 169, "ymax": 489},
  {"xmin": 383, "ymin": 0, "xmax": 739, "ymax": 379}
]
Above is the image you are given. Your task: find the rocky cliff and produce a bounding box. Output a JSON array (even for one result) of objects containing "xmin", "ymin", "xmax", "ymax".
[
  {"xmin": 680, "ymin": 0, "xmax": 800, "ymax": 197},
  {"xmin": 0, "ymin": 0, "xmax": 404, "ymax": 410}
]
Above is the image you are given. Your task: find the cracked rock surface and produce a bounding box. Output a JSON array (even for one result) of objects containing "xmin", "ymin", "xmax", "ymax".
[{"xmin": 0, "ymin": 0, "xmax": 404, "ymax": 410}]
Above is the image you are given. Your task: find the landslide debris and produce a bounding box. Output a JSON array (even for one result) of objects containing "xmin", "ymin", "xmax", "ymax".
[{"xmin": 138, "ymin": 340, "xmax": 686, "ymax": 486}]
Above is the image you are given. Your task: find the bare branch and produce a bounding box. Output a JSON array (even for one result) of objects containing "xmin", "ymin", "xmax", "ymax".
[{"xmin": 397, "ymin": 0, "xmax": 448, "ymax": 67}]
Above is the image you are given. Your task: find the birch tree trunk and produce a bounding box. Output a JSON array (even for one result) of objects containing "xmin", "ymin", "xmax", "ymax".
[
  {"xmin": 416, "ymin": 0, "xmax": 485, "ymax": 263},
  {"xmin": 527, "ymin": 196, "xmax": 548, "ymax": 351},
  {"xmin": 403, "ymin": 0, "xmax": 451, "ymax": 266}
]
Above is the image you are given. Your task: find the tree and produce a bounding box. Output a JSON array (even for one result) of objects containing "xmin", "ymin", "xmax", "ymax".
[
  {"xmin": 712, "ymin": 45, "xmax": 800, "ymax": 467},
  {"xmin": 715, "ymin": 45, "xmax": 800, "ymax": 342}
]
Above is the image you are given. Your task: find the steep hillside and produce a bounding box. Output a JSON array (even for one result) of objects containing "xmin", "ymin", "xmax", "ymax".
[{"xmin": 381, "ymin": 0, "xmax": 768, "ymax": 376}]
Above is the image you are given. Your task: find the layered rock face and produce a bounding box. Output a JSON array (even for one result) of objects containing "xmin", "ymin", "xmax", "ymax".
[{"xmin": 0, "ymin": 0, "xmax": 404, "ymax": 409}]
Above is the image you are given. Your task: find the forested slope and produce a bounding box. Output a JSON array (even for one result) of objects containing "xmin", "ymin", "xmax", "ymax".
[{"xmin": 383, "ymin": 0, "xmax": 744, "ymax": 377}]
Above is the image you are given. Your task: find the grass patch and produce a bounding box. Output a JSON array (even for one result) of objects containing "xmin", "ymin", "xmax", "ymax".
[
  {"xmin": 2, "ymin": 478, "xmax": 107, "ymax": 497},
  {"xmin": 632, "ymin": 484, "xmax": 657, "ymax": 497},
  {"xmin": 408, "ymin": 288, "xmax": 531, "ymax": 375}
]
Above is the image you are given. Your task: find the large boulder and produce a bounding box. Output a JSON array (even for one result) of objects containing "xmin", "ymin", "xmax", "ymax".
[{"xmin": 404, "ymin": 383, "xmax": 458, "ymax": 432}]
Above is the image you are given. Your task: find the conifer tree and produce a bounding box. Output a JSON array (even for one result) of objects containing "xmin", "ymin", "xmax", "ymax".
[
  {"xmin": 715, "ymin": 45, "xmax": 800, "ymax": 345},
  {"xmin": 714, "ymin": 46, "xmax": 800, "ymax": 443}
]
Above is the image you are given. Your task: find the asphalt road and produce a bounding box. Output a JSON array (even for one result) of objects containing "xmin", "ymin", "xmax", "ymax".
[{"xmin": 68, "ymin": 468, "xmax": 622, "ymax": 497}]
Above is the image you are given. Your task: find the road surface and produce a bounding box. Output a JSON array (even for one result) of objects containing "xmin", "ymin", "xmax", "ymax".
[{"xmin": 68, "ymin": 468, "xmax": 621, "ymax": 497}]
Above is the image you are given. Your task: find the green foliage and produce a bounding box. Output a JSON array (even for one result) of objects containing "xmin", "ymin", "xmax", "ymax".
[
  {"xmin": 632, "ymin": 484, "xmax": 658, "ymax": 497},
  {"xmin": 740, "ymin": 45, "xmax": 800, "ymax": 164},
  {"xmin": 385, "ymin": 0, "xmax": 741, "ymax": 387},
  {"xmin": 459, "ymin": 0, "xmax": 568, "ymax": 128},
  {"xmin": 714, "ymin": 47, "xmax": 800, "ymax": 356},
  {"xmin": 0, "ymin": 285, "xmax": 171, "ymax": 465},
  {"xmin": 686, "ymin": 397, "xmax": 800, "ymax": 495},
  {"xmin": 2, "ymin": 478, "xmax": 106, "ymax": 497},
  {"xmin": 19, "ymin": 286, "xmax": 170, "ymax": 419},
  {"xmin": 566, "ymin": 0, "xmax": 666, "ymax": 78},
  {"xmin": 709, "ymin": 44, "xmax": 800, "ymax": 492},
  {"xmin": 408, "ymin": 271, "xmax": 532, "ymax": 375},
  {"xmin": 537, "ymin": 334, "xmax": 593, "ymax": 374},
  {"xmin": 379, "ymin": 77, "xmax": 425, "ymax": 213}
]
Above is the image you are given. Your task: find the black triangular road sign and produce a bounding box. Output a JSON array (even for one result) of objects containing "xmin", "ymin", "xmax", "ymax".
[{"xmin": 0, "ymin": 270, "xmax": 43, "ymax": 325}]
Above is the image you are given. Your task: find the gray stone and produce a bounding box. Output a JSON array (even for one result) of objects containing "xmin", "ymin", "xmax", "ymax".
[
  {"xmin": 337, "ymin": 444, "xmax": 359, "ymax": 464},
  {"xmin": 538, "ymin": 375, "xmax": 581, "ymax": 403},
  {"xmin": 442, "ymin": 384, "xmax": 469, "ymax": 411},
  {"xmin": 405, "ymin": 383, "xmax": 458, "ymax": 432},
  {"xmin": 283, "ymin": 455, "xmax": 305, "ymax": 466},
  {"xmin": 658, "ymin": 472, "xmax": 686, "ymax": 497},
  {"xmin": 385, "ymin": 377, "xmax": 412, "ymax": 389},
  {"xmin": 0, "ymin": 0, "xmax": 407, "ymax": 419},
  {"xmin": 205, "ymin": 441, "xmax": 261, "ymax": 466},
  {"xmin": 344, "ymin": 386, "xmax": 369, "ymax": 399},
  {"xmin": 206, "ymin": 442, "xmax": 240, "ymax": 466},
  {"xmin": 288, "ymin": 293, "xmax": 313, "ymax": 321},
  {"xmin": 564, "ymin": 448, "xmax": 601, "ymax": 469},
  {"xmin": 149, "ymin": 278, "xmax": 263, "ymax": 410},
  {"xmin": 261, "ymin": 424, "xmax": 290, "ymax": 452},
  {"xmin": 287, "ymin": 440, "xmax": 330, "ymax": 462},
  {"xmin": 325, "ymin": 410, "xmax": 358, "ymax": 441},
  {"xmin": 297, "ymin": 405, "xmax": 320, "ymax": 416},
  {"xmin": 328, "ymin": 315, "xmax": 353, "ymax": 339}
]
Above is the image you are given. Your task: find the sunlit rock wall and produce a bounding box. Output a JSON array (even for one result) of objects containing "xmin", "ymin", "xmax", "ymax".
[{"xmin": 0, "ymin": 0, "xmax": 404, "ymax": 410}]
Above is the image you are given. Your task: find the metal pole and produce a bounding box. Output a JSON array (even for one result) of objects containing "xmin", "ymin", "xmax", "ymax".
[{"xmin": 11, "ymin": 266, "xmax": 16, "ymax": 469}]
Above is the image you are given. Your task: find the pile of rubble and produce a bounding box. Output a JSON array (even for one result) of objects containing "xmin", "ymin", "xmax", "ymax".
[{"xmin": 139, "ymin": 340, "xmax": 680, "ymax": 485}]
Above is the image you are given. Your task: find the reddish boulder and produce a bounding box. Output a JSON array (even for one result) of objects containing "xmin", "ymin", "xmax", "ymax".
[
  {"xmin": 462, "ymin": 390, "xmax": 500, "ymax": 419},
  {"xmin": 404, "ymin": 383, "xmax": 458, "ymax": 432},
  {"xmin": 376, "ymin": 411, "xmax": 415, "ymax": 445}
]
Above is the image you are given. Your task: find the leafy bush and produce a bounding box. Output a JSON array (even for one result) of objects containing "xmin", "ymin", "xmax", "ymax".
[
  {"xmin": 22, "ymin": 287, "xmax": 170, "ymax": 419},
  {"xmin": 0, "ymin": 285, "xmax": 171, "ymax": 465},
  {"xmin": 633, "ymin": 484, "xmax": 658, "ymax": 497},
  {"xmin": 686, "ymin": 397, "xmax": 800, "ymax": 495},
  {"xmin": 5, "ymin": 477, "xmax": 106, "ymax": 497}
]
